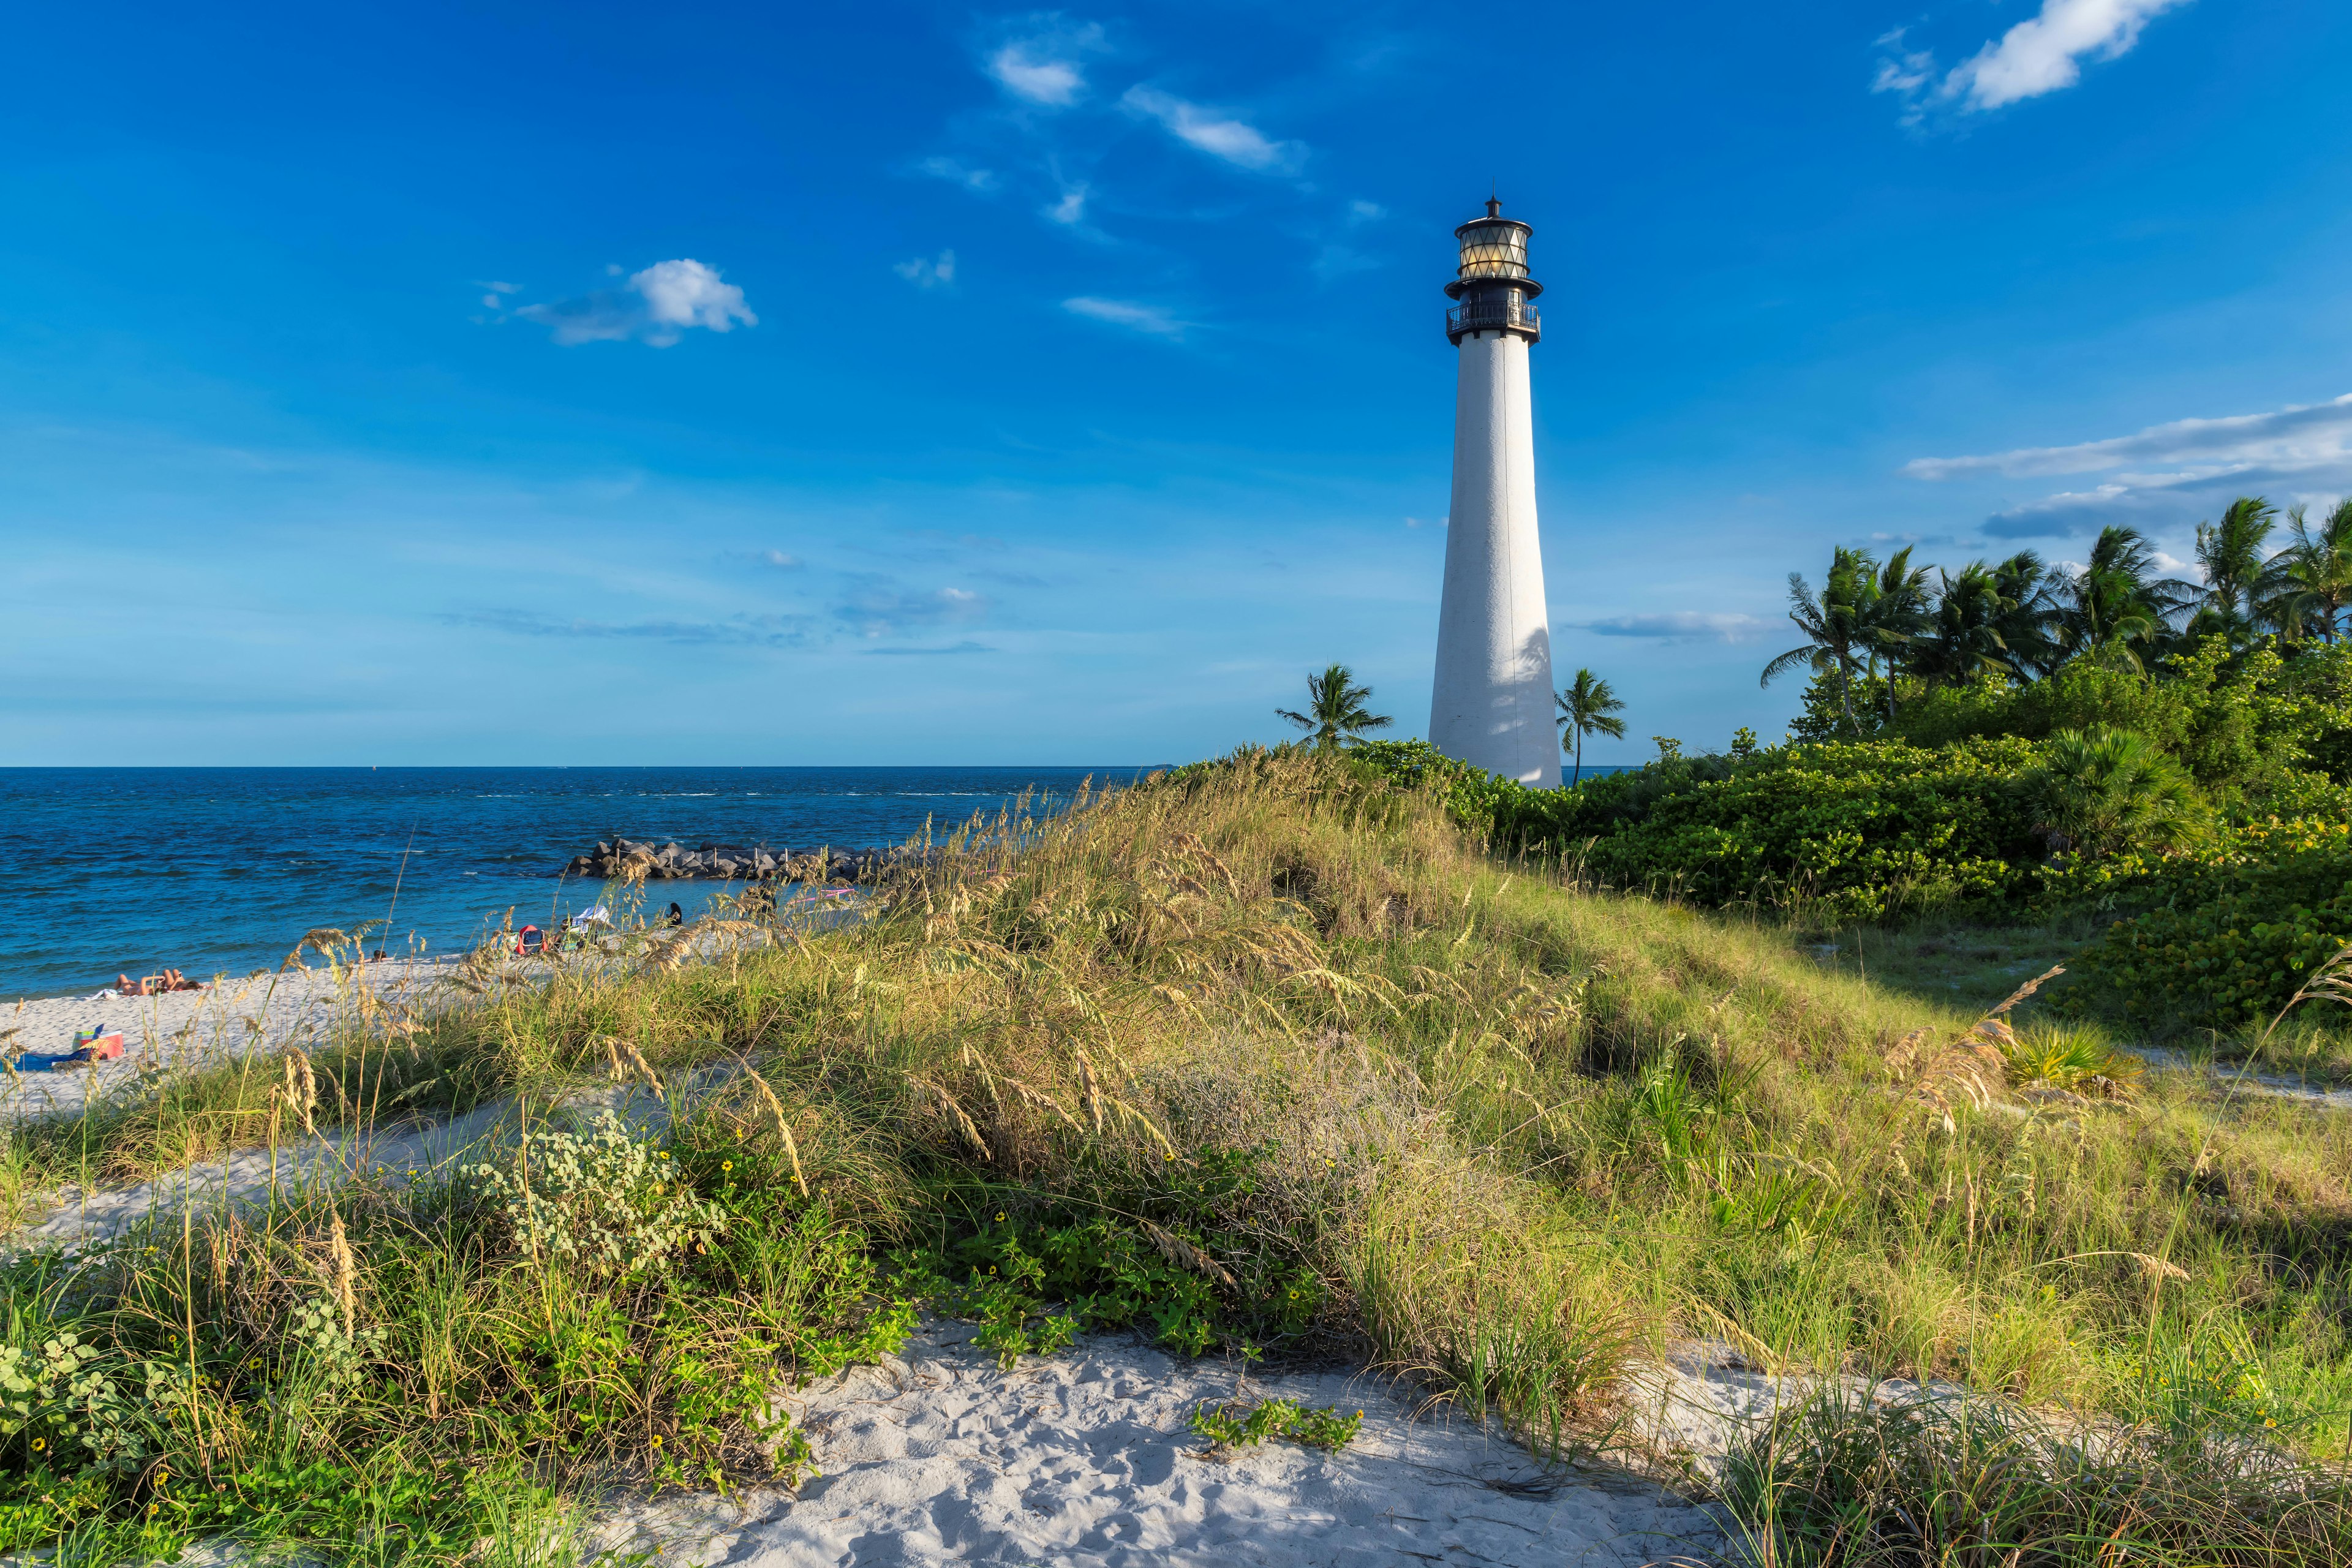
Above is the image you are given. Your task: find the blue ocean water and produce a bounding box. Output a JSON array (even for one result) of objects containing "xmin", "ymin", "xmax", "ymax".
[{"xmin": 0, "ymin": 767, "xmax": 1156, "ymax": 1001}]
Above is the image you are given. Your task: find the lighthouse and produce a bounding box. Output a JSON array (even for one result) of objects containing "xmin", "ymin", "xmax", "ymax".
[{"xmin": 1428, "ymin": 198, "xmax": 1559, "ymax": 788}]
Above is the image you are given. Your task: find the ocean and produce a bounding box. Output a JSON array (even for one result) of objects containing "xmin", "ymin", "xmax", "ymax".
[{"xmin": 0, "ymin": 767, "xmax": 1155, "ymax": 1001}]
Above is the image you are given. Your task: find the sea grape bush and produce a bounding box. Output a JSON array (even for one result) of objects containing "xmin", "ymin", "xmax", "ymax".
[
  {"xmin": 2067, "ymin": 818, "xmax": 2352, "ymax": 1029},
  {"xmin": 1353, "ymin": 737, "xmax": 2048, "ymax": 922}
]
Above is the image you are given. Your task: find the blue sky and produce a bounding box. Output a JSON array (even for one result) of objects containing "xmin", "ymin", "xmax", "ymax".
[{"xmin": 6, "ymin": 0, "xmax": 2350, "ymax": 766}]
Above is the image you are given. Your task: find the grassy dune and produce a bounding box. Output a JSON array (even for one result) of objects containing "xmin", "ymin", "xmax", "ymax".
[{"xmin": 2, "ymin": 751, "xmax": 2348, "ymax": 1564}]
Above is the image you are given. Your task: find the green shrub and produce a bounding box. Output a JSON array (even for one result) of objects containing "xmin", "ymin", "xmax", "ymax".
[
  {"xmin": 2070, "ymin": 817, "xmax": 2352, "ymax": 1030},
  {"xmin": 2033, "ymin": 727, "xmax": 2211, "ymax": 858}
]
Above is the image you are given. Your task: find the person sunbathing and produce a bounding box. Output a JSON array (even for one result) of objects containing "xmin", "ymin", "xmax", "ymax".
[{"xmin": 116, "ymin": 969, "xmax": 202, "ymax": 996}]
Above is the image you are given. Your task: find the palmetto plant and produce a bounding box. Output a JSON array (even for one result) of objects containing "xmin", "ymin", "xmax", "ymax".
[
  {"xmin": 1762, "ymin": 546, "xmax": 1875, "ymax": 734},
  {"xmin": 1275, "ymin": 663, "xmax": 1393, "ymax": 752},
  {"xmin": 2035, "ymin": 726, "xmax": 2209, "ymax": 858},
  {"xmin": 1555, "ymin": 668, "xmax": 1626, "ymax": 786}
]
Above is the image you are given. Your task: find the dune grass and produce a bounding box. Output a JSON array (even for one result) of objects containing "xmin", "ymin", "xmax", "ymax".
[{"xmin": 0, "ymin": 750, "xmax": 2347, "ymax": 1564}]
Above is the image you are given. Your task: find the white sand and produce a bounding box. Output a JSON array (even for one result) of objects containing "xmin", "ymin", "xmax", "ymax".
[
  {"xmin": 10, "ymin": 1098, "xmax": 520, "ymax": 1253},
  {"xmin": 0, "ymin": 957, "xmax": 459, "ymax": 1125},
  {"xmin": 589, "ymin": 1319, "xmax": 1732, "ymax": 1568}
]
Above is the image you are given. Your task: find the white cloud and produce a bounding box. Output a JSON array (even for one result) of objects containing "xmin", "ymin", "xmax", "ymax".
[
  {"xmin": 1910, "ymin": 394, "xmax": 2352, "ymax": 538},
  {"xmin": 1874, "ymin": 0, "xmax": 2190, "ymax": 122},
  {"xmin": 894, "ymin": 249, "xmax": 957, "ymax": 288},
  {"xmin": 762, "ymin": 550, "xmax": 802, "ymax": 569},
  {"xmin": 919, "ymin": 156, "xmax": 997, "ymax": 192},
  {"xmin": 984, "ymin": 21, "xmax": 1103, "ymax": 106},
  {"xmin": 515, "ymin": 259, "xmax": 755, "ymax": 347},
  {"xmin": 989, "ymin": 41, "xmax": 1085, "ymax": 105},
  {"xmin": 1348, "ymin": 199, "xmax": 1385, "ymax": 223},
  {"xmin": 1062, "ymin": 296, "xmax": 1186, "ymax": 338},
  {"xmin": 1044, "ymin": 183, "xmax": 1088, "ymax": 225},
  {"xmin": 1906, "ymin": 394, "xmax": 2352, "ymax": 481},
  {"xmin": 1119, "ymin": 86, "xmax": 1302, "ymax": 172},
  {"xmin": 1575, "ymin": 611, "xmax": 1773, "ymax": 643}
]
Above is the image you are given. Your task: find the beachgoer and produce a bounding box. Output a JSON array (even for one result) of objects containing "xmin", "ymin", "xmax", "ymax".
[{"xmin": 666, "ymin": 902, "xmax": 684, "ymax": 927}]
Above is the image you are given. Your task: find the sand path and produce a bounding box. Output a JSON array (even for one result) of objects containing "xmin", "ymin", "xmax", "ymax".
[{"xmin": 588, "ymin": 1320, "xmax": 1731, "ymax": 1568}]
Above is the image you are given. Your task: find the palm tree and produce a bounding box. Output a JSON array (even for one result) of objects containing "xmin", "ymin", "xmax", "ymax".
[
  {"xmin": 1917, "ymin": 551, "xmax": 2062, "ymax": 686},
  {"xmin": 2185, "ymin": 496, "xmax": 2280, "ymax": 646},
  {"xmin": 1989, "ymin": 550, "xmax": 2063, "ymax": 678},
  {"xmin": 1915, "ymin": 562, "xmax": 2012, "ymax": 687},
  {"xmin": 1762, "ymin": 546, "xmax": 1875, "ymax": 733},
  {"xmin": 2054, "ymin": 526, "xmax": 2193, "ymax": 672},
  {"xmin": 1860, "ymin": 546, "xmax": 1933, "ymax": 718},
  {"xmin": 1555, "ymin": 668, "xmax": 1627, "ymax": 786},
  {"xmin": 1275, "ymin": 663, "xmax": 1392, "ymax": 751},
  {"xmin": 2272, "ymin": 498, "xmax": 2352, "ymax": 643}
]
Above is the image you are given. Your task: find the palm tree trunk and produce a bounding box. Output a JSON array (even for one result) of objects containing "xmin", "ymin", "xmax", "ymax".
[{"xmin": 1572, "ymin": 732, "xmax": 1582, "ymax": 788}]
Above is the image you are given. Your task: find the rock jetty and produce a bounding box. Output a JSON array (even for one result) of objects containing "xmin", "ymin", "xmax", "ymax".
[{"xmin": 562, "ymin": 839, "xmax": 911, "ymax": 883}]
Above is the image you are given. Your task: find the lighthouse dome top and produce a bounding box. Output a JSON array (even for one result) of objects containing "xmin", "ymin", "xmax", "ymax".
[{"xmin": 1453, "ymin": 197, "xmax": 1532, "ymax": 282}]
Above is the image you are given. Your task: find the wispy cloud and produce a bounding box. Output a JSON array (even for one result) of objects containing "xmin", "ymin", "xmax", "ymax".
[
  {"xmin": 894, "ymin": 249, "xmax": 957, "ymax": 288},
  {"xmin": 1574, "ymin": 611, "xmax": 1773, "ymax": 642},
  {"xmin": 444, "ymin": 608, "xmax": 807, "ymax": 646},
  {"xmin": 1062, "ymin": 296, "xmax": 1186, "ymax": 338},
  {"xmin": 1044, "ymin": 183, "xmax": 1088, "ymax": 225},
  {"xmin": 862, "ymin": 640, "xmax": 996, "ymax": 656},
  {"xmin": 1874, "ymin": 0, "xmax": 2190, "ymax": 124},
  {"xmin": 1907, "ymin": 394, "xmax": 2352, "ymax": 481},
  {"xmin": 919, "ymin": 156, "xmax": 998, "ymax": 192},
  {"xmin": 1909, "ymin": 393, "xmax": 2352, "ymax": 537},
  {"xmin": 760, "ymin": 550, "xmax": 802, "ymax": 569},
  {"xmin": 985, "ymin": 21, "xmax": 1104, "ymax": 107},
  {"xmin": 1119, "ymin": 86, "xmax": 1302, "ymax": 173},
  {"xmin": 840, "ymin": 579, "xmax": 989, "ymax": 639},
  {"xmin": 514, "ymin": 260, "xmax": 755, "ymax": 347}
]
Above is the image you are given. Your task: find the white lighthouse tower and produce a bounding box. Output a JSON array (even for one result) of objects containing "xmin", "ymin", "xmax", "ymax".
[{"xmin": 1428, "ymin": 198, "xmax": 1559, "ymax": 788}]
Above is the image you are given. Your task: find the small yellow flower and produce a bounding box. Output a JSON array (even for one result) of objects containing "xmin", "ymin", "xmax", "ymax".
[
  {"xmin": 722, "ymin": 1161, "xmax": 733, "ymax": 1172},
  {"xmin": 995, "ymin": 1212, "xmax": 1007, "ymax": 1223},
  {"xmin": 650, "ymin": 1434, "xmax": 664, "ymax": 1447},
  {"xmin": 29, "ymin": 1439, "xmax": 44, "ymax": 1452}
]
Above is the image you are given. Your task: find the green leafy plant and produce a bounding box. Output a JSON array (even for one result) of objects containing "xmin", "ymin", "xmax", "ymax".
[{"xmin": 1188, "ymin": 1397, "xmax": 1362, "ymax": 1452}]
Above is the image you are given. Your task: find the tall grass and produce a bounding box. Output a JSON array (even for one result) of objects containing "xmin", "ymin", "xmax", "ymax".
[{"xmin": 1, "ymin": 749, "xmax": 2346, "ymax": 1562}]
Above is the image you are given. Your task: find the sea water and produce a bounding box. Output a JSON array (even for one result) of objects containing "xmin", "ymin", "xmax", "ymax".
[{"xmin": 0, "ymin": 767, "xmax": 1153, "ymax": 1000}]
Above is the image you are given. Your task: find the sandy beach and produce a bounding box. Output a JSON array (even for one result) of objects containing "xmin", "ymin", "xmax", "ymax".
[{"xmin": 0, "ymin": 957, "xmax": 459, "ymax": 1125}]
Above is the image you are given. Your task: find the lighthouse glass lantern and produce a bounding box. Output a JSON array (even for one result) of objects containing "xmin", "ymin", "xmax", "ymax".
[{"xmin": 1444, "ymin": 198, "xmax": 1542, "ymax": 344}]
